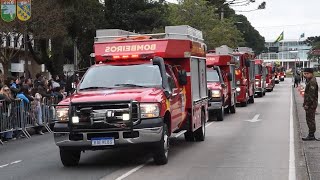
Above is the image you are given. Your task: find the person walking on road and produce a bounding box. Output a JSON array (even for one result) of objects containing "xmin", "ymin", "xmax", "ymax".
[
  {"xmin": 302, "ymin": 68, "xmax": 319, "ymax": 141},
  {"xmin": 294, "ymin": 73, "xmax": 301, "ymax": 88}
]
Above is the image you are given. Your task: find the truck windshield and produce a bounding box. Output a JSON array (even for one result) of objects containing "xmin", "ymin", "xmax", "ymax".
[
  {"xmin": 207, "ymin": 70, "xmax": 220, "ymax": 82},
  {"xmin": 79, "ymin": 64, "xmax": 162, "ymax": 90},
  {"xmin": 255, "ymin": 64, "xmax": 262, "ymax": 75}
]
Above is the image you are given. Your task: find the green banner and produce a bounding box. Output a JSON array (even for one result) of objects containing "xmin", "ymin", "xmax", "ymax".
[{"xmin": 1, "ymin": 0, "xmax": 16, "ymax": 22}]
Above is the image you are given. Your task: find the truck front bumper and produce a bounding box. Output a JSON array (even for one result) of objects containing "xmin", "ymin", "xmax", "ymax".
[
  {"xmin": 54, "ymin": 118, "xmax": 163, "ymax": 149},
  {"xmin": 208, "ymin": 101, "xmax": 222, "ymax": 111},
  {"xmin": 255, "ymin": 87, "xmax": 263, "ymax": 93}
]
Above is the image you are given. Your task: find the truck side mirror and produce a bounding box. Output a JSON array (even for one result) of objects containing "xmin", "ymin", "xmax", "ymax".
[
  {"xmin": 227, "ymin": 73, "xmax": 233, "ymax": 81},
  {"xmin": 221, "ymin": 84, "xmax": 226, "ymax": 88},
  {"xmin": 245, "ymin": 60, "xmax": 250, "ymax": 67},
  {"xmin": 178, "ymin": 70, "xmax": 187, "ymax": 86}
]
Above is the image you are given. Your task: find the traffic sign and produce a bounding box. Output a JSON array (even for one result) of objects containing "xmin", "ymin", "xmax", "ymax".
[
  {"xmin": 17, "ymin": 0, "xmax": 31, "ymax": 21},
  {"xmin": 1, "ymin": 0, "xmax": 16, "ymax": 22}
]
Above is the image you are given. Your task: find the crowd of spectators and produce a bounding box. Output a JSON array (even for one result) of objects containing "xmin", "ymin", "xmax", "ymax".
[{"xmin": 0, "ymin": 73, "xmax": 68, "ymax": 142}]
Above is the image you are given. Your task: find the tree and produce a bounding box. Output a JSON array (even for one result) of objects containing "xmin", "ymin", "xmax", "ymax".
[
  {"xmin": 306, "ymin": 36, "xmax": 320, "ymax": 63},
  {"xmin": 169, "ymin": 0, "xmax": 244, "ymax": 49},
  {"xmin": 234, "ymin": 15, "xmax": 265, "ymax": 54}
]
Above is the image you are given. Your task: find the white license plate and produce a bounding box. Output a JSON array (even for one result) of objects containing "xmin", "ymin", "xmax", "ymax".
[{"xmin": 91, "ymin": 137, "xmax": 115, "ymax": 146}]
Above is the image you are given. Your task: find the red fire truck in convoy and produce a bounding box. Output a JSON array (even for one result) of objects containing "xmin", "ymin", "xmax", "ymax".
[
  {"xmin": 254, "ymin": 59, "xmax": 266, "ymax": 97},
  {"xmin": 206, "ymin": 45, "xmax": 236, "ymax": 121},
  {"xmin": 53, "ymin": 25, "xmax": 209, "ymax": 166},
  {"xmin": 233, "ymin": 47, "xmax": 255, "ymax": 107},
  {"xmin": 265, "ymin": 63, "xmax": 275, "ymax": 92},
  {"xmin": 274, "ymin": 65, "xmax": 285, "ymax": 83}
]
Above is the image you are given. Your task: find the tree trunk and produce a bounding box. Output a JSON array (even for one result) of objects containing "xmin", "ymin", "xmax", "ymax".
[{"xmin": 2, "ymin": 61, "xmax": 10, "ymax": 84}]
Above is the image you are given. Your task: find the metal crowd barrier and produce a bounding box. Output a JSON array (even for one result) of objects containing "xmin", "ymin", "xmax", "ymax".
[{"xmin": 0, "ymin": 97, "xmax": 59, "ymax": 145}]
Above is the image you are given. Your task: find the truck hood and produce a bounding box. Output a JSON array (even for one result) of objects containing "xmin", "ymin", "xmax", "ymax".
[
  {"xmin": 59, "ymin": 87, "xmax": 164, "ymax": 105},
  {"xmin": 207, "ymin": 82, "xmax": 221, "ymax": 90}
]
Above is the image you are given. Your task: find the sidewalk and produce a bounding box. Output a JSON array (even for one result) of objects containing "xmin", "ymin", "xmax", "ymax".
[{"xmin": 294, "ymin": 78, "xmax": 320, "ymax": 180}]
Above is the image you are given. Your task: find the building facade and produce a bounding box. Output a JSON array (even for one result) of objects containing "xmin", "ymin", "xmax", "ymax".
[{"xmin": 259, "ymin": 39, "xmax": 312, "ymax": 70}]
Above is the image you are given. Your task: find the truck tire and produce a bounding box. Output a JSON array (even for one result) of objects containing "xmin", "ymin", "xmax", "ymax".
[
  {"xmin": 153, "ymin": 123, "xmax": 169, "ymax": 165},
  {"xmin": 208, "ymin": 110, "xmax": 215, "ymax": 121},
  {"xmin": 240, "ymin": 101, "xmax": 247, "ymax": 107},
  {"xmin": 60, "ymin": 148, "xmax": 81, "ymax": 167},
  {"xmin": 249, "ymin": 96, "xmax": 254, "ymax": 103},
  {"xmin": 184, "ymin": 131, "xmax": 195, "ymax": 141},
  {"xmin": 216, "ymin": 107, "xmax": 224, "ymax": 121},
  {"xmin": 194, "ymin": 111, "xmax": 206, "ymax": 142}
]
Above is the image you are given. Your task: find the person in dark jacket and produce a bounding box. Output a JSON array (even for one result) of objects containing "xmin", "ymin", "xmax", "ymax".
[{"xmin": 302, "ymin": 68, "xmax": 319, "ymax": 141}]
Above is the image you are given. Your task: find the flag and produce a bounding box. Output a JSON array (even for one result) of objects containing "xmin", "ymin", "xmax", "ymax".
[
  {"xmin": 274, "ymin": 31, "xmax": 284, "ymax": 43},
  {"xmin": 300, "ymin": 33, "xmax": 305, "ymax": 39}
]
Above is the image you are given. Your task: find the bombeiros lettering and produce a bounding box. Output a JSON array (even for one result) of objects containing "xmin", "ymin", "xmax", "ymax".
[{"xmin": 105, "ymin": 44, "xmax": 156, "ymax": 53}]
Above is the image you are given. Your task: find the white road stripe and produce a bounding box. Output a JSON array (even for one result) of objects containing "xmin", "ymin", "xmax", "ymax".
[
  {"xmin": 289, "ymin": 89, "xmax": 296, "ymax": 180},
  {"xmin": 0, "ymin": 160, "xmax": 22, "ymax": 169},
  {"xmin": 0, "ymin": 164, "xmax": 9, "ymax": 168},
  {"xmin": 112, "ymin": 159, "xmax": 152, "ymax": 180},
  {"xmin": 205, "ymin": 122, "xmax": 214, "ymax": 128},
  {"xmin": 10, "ymin": 160, "xmax": 22, "ymax": 165}
]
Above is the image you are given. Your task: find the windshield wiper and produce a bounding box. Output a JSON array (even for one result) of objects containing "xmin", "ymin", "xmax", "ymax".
[
  {"xmin": 114, "ymin": 84, "xmax": 146, "ymax": 88},
  {"xmin": 79, "ymin": 86, "xmax": 113, "ymax": 91}
]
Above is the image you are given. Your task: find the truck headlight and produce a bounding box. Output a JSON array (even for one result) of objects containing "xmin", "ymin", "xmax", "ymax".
[
  {"xmin": 211, "ymin": 90, "xmax": 221, "ymax": 98},
  {"xmin": 236, "ymin": 87, "xmax": 241, "ymax": 92},
  {"xmin": 140, "ymin": 103, "xmax": 160, "ymax": 118},
  {"xmin": 56, "ymin": 108, "xmax": 69, "ymax": 122},
  {"xmin": 236, "ymin": 80, "xmax": 240, "ymax": 85},
  {"xmin": 255, "ymin": 81, "xmax": 260, "ymax": 85}
]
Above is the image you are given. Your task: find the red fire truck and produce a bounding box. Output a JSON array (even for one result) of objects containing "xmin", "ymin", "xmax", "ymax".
[
  {"xmin": 265, "ymin": 63, "xmax": 275, "ymax": 92},
  {"xmin": 274, "ymin": 65, "xmax": 285, "ymax": 83},
  {"xmin": 254, "ymin": 59, "xmax": 266, "ymax": 97},
  {"xmin": 206, "ymin": 46, "xmax": 236, "ymax": 121},
  {"xmin": 233, "ymin": 47, "xmax": 255, "ymax": 107},
  {"xmin": 53, "ymin": 25, "xmax": 209, "ymax": 166}
]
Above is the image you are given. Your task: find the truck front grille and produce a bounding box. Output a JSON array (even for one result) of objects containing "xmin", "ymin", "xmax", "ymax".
[{"xmin": 70, "ymin": 101, "xmax": 140, "ymax": 130}]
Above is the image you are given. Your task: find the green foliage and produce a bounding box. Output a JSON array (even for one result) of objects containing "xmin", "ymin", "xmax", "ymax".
[
  {"xmin": 234, "ymin": 15, "xmax": 265, "ymax": 54},
  {"xmin": 306, "ymin": 36, "xmax": 320, "ymax": 61},
  {"xmin": 168, "ymin": 0, "xmax": 244, "ymax": 49}
]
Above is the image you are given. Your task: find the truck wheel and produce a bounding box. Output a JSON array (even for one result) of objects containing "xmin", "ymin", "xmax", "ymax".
[
  {"xmin": 194, "ymin": 111, "xmax": 206, "ymax": 141},
  {"xmin": 216, "ymin": 107, "xmax": 224, "ymax": 121},
  {"xmin": 263, "ymin": 91, "xmax": 266, "ymax": 96},
  {"xmin": 208, "ymin": 110, "xmax": 215, "ymax": 121},
  {"xmin": 249, "ymin": 96, "xmax": 255, "ymax": 103},
  {"xmin": 240, "ymin": 101, "xmax": 247, "ymax": 107},
  {"xmin": 224, "ymin": 107, "xmax": 230, "ymax": 114},
  {"xmin": 153, "ymin": 123, "xmax": 169, "ymax": 165},
  {"xmin": 184, "ymin": 131, "xmax": 195, "ymax": 142},
  {"xmin": 60, "ymin": 148, "xmax": 81, "ymax": 167}
]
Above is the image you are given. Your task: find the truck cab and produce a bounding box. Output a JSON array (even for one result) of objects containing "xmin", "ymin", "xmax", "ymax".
[
  {"xmin": 53, "ymin": 25, "xmax": 208, "ymax": 167},
  {"xmin": 233, "ymin": 47, "xmax": 255, "ymax": 107},
  {"xmin": 265, "ymin": 63, "xmax": 275, "ymax": 92},
  {"xmin": 254, "ymin": 59, "xmax": 266, "ymax": 97},
  {"xmin": 206, "ymin": 46, "xmax": 236, "ymax": 121}
]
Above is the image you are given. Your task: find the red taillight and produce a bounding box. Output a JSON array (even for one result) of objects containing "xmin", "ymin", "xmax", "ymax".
[
  {"xmin": 113, "ymin": 55, "xmax": 121, "ymax": 59},
  {"xmin": 131, "ymin": 54, "xmax": 139, "ymax": 58}
]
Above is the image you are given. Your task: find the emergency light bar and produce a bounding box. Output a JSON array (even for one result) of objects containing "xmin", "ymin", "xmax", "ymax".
[
  {"xmin": 98, "ymin": 53, "xmax": 155, "ymax": 61},
  {"xmin": 215, "ymin": 45, "xmax": 233, "ymax": 55}
]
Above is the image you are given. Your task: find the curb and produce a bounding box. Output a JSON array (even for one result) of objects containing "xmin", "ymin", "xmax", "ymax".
[{"xmin": 293, "ymin": 86, "xmax": 311, "ymax": 180}]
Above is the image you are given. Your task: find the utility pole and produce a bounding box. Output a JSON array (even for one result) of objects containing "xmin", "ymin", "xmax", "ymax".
[
  {"xmin": 221, "ymin": 7, "xmax": 224, "ymax": 20},
  {"xmin": 24, "ymin": 30, "xmax": 28, "ymax": 78}
]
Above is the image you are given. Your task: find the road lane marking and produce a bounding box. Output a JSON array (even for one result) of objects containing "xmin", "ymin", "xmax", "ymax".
[
  {"xmin": 205, "ymin": 122, "xmax": 214, "ymax": 128},
  {"xmin": 112, "ymin": 159, "xmax": 152, "ymax": 180},
  {"xmin": 0, "ymin": 164, "xmax": 9, "ymax": 168},
  {"xmin": 289, "ymin": 88, "xmax": 296, "ymax": 180},
  {"xmin": 0, "ymin": 160, "xmax": 22, "ymax": 169},
  {"xmin": 10, "ymin": 160, "xmax": 22, "ymax": 165},
  {"xmin": 245, "ymin": 114, "xmax": 262, "ymax": 123},
  {"xmin": 109, "ymin": 122, "xmax": 214, "ymax": 180}
]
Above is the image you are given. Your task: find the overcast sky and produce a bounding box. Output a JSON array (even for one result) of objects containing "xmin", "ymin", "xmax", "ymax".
[{"xmin": 166, "ymin": 0, "xmax": 320, "ymax": 42}]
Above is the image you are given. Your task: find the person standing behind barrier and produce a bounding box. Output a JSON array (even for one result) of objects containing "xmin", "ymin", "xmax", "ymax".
[
  {"xmin": 0, "ymin": 86, "xmax": 15, "ymax": 142},
  {"xmin": 302, "ymin": 68, "xmax": 319, "ymax": 141},
  {"xmin": 294, "ymin": 73, "xmax": 301, "ymax": 88},
  {"xmin": 31, "ymin": 88, "xmax": 44, "ymax": 135},
  {"xmin": 9, "ymin": 77, "xmax": 20, "ymax": 98}
]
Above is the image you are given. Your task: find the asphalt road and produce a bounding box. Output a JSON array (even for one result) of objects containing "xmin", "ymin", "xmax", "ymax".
[{"xmin": 0, "ymin": 78, "xmax": 303, "ymax": 180}]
